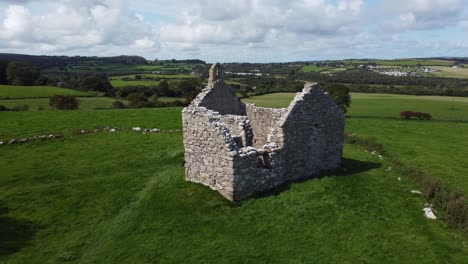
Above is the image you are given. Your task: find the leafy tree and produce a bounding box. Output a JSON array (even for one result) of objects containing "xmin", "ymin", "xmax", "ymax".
[
  {"xmin": 175, "ymin": 79, "xmax": 202, "ymax": 102},
  {"xmin": 34, "ymin": 76, "xmax": 56, "ymax": 86},
  {"xmin": 6, "ymin": 61, "xmax": 40, "ymax": 86},
  {"xmin": 65, "ymin": 75, "xmax": 114, "ymax": 96},
  {"xmin": 0, "ymin": 60, "xmax": 8, "ymax": 85},
  {"xmin": 49, "ymin": 95, "xmax": 80, "ymax": 110},
  {"xmin": 157, "ymin": 80, "xmax": 170, "ymax": 96},
  {"xmin": 127, "ymin": 92, "xmax": 149, "ymax": 108},
  {"xmin": 324, "ymin": 83, "xmax": 351, "ymax": 113}
]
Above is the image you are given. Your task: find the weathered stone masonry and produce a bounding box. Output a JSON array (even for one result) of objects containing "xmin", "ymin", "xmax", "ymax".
[{"xmin": 182, "ymin": 63, "xmax": 345, "ymax": 201}]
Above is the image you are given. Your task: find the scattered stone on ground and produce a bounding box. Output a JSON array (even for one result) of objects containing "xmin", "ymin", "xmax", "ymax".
[
  {"xmin": 410, "ymin": 190, "xmax": 423, "ymax": 194},
  {"xmin": 423, "ymin": 206, "xmax": 437, "ymax": 220}
]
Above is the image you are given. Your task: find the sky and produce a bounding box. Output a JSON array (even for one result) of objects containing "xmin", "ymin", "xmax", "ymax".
[{"xmin": 0, "ymin": 0, "xmax": 467, "ymax": 62}]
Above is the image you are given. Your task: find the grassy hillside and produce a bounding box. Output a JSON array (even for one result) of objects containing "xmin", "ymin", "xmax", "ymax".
[
  {"xmin": 0, "ymin": 85, "xmax": 91, "ymax": 99},
  {"xmin": 1, "ymin": 133, "xmax": 467, "ymax": 263}
]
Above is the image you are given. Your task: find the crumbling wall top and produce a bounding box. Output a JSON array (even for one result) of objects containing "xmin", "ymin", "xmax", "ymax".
[{"xmin": 208, "ymin": 63, "xmax": 224, "ymax": 84}]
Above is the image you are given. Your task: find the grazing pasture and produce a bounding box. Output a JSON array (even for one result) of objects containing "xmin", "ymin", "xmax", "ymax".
[
  {"xmin": 109, "ymin": 79, "xmax": 161, "ymax": 87},
  {"xmin": 113, "ymin": 74, "xmax": 197, "ymax": 79},
  {"xmin": 1, "ymin": 131, "xmax": 467, "ymax": 263},
  {"xmin": 344, "ymin": 59, "xmax": 455, "ymax": 67},
  {"xmin": 0, "ymin": 85, "xmax": 91, "ymax": 99},
  {"xmin": 0, "ymin": 108, "xmax": 182, "ymax": 139},
  {"xmin": 430, "ymin": 66, "xmax": 468, "ymax": 79},
  {"xmin": 0, "ymin": 97, "xmax": 125, "ymax": 111},
  {"xmin": 302, "ymin": 65, "xmax": 333, "ymax": 72}
]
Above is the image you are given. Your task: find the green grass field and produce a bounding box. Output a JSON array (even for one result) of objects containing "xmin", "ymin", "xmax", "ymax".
[
  {"xmin": 430, "ymin": 66, "xmax": 468, "ymax": 79},
  {"xmin": 110, "ymin": 79, "xmax": 161, "ymax": 87},
  {"xmin": 344, "ymin": 59, "xmax": 454, "ymax": 67},
  {"xmin": 0, "ymin": 97, "xmax": 123, "ymax": 111},
  {"xmin": 1, "ymin": 133, "xmax": 467, "ymax": 263},
  {"xmin": 1, "ymin": 91, "xmax": 467, "ymax": 263},
  {"xmin": 302, "ymin": 65, "xmax": 333, "ymax": 72},
  {"xmin": 0, "ymin": 85, "xmax": 91, "ymax": 99},
  {"xmin": 113, "ymin": 74, "xmax": 197, "ymax": 79}
]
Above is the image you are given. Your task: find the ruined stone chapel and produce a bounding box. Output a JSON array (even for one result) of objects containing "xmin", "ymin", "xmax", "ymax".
[{"xmin": 182, "ymin": 63, "xmax": 345, "ymax": 201}]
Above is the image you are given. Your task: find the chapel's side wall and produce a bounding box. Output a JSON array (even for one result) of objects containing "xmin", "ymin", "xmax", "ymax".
[
  {"xmin": 182, "ymin": 108, "xmax": 237, "ymax": 200},
  {"xmin": 231, "ymin": 151, "xmax": 288, "ymax": 201},
  {"xmin": 245, "ymin": 104, "xmax": 287, "ymax": 148},
  {"xmin": 280, "ymin": 85, "xmax": 345, "ymax": 180}
]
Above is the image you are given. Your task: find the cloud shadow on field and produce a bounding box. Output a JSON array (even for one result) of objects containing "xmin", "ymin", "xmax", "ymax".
[{"xmin": 0, "ymin": 202, "xmax": 39, "ymax": 257}]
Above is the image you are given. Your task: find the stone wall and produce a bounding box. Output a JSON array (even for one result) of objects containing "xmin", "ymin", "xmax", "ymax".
[
  {"xmin": 279, "ymin": 86, "xmax": 345, "ymax": 180},
  {"xmin": 192, "ymin": 81, "xmax": 245, "ymax": 115},
  {"xmin": 245, "ymin": 104, "xmax": 287, "ymax": 148},
  {"xmin": 182, "ymin": 64, "xmax": 345, "ymax": 201},
  {"xmin": 182, "ymin": 107, "xmax": 237, "ymax": 200}
]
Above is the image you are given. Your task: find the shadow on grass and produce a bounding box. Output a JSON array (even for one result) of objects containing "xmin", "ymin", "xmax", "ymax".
[
  {"xmin": 0, "ymin": 202, "xmax": 38, "ymax": 257},
  {"xmin": 241, "ymin": 158, "xmax": 381, "ymax": 202}
]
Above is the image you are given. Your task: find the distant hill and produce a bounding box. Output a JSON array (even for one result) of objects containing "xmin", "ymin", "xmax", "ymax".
[{"xmin": 0, "ymin": 53, "xmax": 148, "ymax": 68}]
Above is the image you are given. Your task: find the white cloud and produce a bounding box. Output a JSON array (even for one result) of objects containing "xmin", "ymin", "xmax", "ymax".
[
  {"xmin": 0, "ymin": 0, "xmax": 467, "ymax": 61},
  {"xmin": 160, "ymin": 0, "xmax": 364, "ymax": 46},
  {"xmin": 0, "ymin": 0, "xmax": 159, "ymax": 54},
  {"xmin": 381, "ymin": 0, "xmax": 467, "ymax": 31}
]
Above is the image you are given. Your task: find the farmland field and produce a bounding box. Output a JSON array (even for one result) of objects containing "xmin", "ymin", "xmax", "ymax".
[
  {"xmin": 344, "ymin": 59, "xmax": 455, "ymax": 67},
  {"xmin": 110, "ymin": 79, "xmax": 160, "ymax": 87},
  {"xmin": 1, "ymin": 88, "xmax": 467, "ymax": 263},
  {"xmin": 430, "ymin": 66, "xmax": 468, "ymax": 79},
  {"xmin": 302, "ymin": 65, "xmax": 333, "ymax": 72},
  {"xmin": 113, "ymin": 74, "xmax": 197, "ymax": 79},
  {"xmin": 0, "ymin": 85, "xmax": 91, "ymax": 99},
  {"xmin": 0, "ymin": 97, "xmax": 125, "ymax": 111}
]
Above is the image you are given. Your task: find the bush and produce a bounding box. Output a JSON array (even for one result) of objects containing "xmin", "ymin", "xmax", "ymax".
[
  {"xmin": 149, "ymin": 94, "xmax": 159, "ymax": 103},
  {"xmin": 127, "ymin": 92, "xmax": 148, "ymax": 108},
  {"xmin": 400, "ymin": 111, "xmax": 415, "ymax": 119},
  {"xmin": 112, "ymin": 100, "xmax": 126, "ymax": 109},
  {"xmin": 49, "ymin": 95, "xmax": 80, "ymax": 110},
  {"xmin": 399, "ymin": 110, "xmax": 432, "ymax": 120}
]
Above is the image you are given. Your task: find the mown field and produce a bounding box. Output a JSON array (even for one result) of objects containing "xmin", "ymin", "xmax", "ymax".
[
  {"xmin": 0, "ymin": 85, "xmax": 91, "ymax": 99},
  {"xmin": 302, "ymin": 65, "xmax": 333, "ymax": 72},
  {"xmin": 109, "ymin": 79, "xmax": 161, "ymax": 87},
  {"xmin": 430, "ymin": 66, "xmax": 468, "ymax": 79},
  {"xmin": 1, "ymin": 90, "xmax": 467, "ymax": 263},
  {"xmin": 343, "ymin": 59, "xmax": 455, "ymax": 67},
  {"xmin": 0, "ymin": 97, "xmax": 122, "ymax": 111},
  {"xmin": 113, "ymin": 74, "xmax": 197, "ymax": 79}
]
